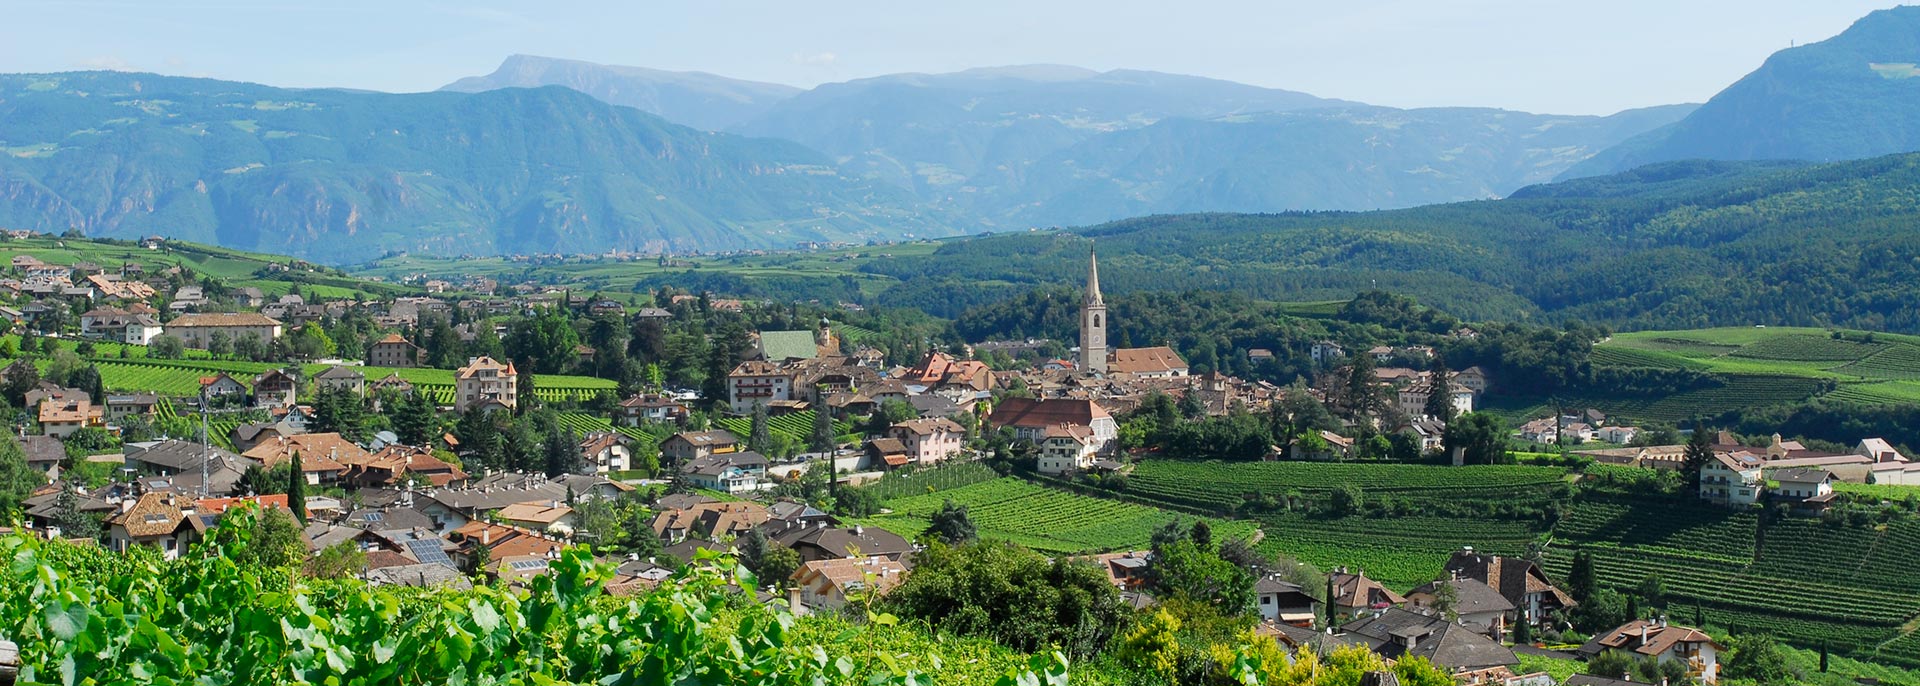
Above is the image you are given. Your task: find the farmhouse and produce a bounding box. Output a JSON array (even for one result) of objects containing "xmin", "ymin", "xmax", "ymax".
[
  {"xmin": 1407, "ymin": 577, "xmax": 1513, "ymax": 636},
  {"xmin": 1700, "ymin": 452, "xmax": 1766, "ymax": 506},
  {"xmin": 1578, "ymin": 619, "xmax": 1721, "ymax": 683},
  {"xmin": 660, "ymin": 430, "xmax": 739, "ymax": 464},
  {"xmin": 1340, "ymin": 606, "xmax": 1520, "ymax": 677},
  {"xmin": 1442, "ymin": 549, "xmax": 1576, "ymax": 629},
  {"xmin": 886, "ymin": 417, "xmax": 966, "ymax": 466},
  {"xmin": 367, "ymin": 333, "xmax": 424, "ymax": 367},
  {"xmin": 987, "ymin": 397, "xmax": 1117, "ymax": 451},
  {"xmin": 163, "ymin": 312, "xmax": 282, "ymax": 349},
  {"xmin": 1254, "ymin": 576, "xmax": 1321, "ymax": 627},
  {"xmin": 727, "ymin": 360, "xmax": 794, "ymax": 414},
  {"xmin": 790, "ymin": 556, "xmax": 908, "ymax": 611}
]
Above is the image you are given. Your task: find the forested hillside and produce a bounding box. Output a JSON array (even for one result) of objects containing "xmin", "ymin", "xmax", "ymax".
[{"xmin": 859, "ymin": 153, "xmax": 1920, "ymax": 332}]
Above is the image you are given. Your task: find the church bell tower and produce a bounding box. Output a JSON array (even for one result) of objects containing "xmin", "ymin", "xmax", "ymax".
[{"xmin": 1080, "ymin": 246, "xmax": 1108, "ymax": 374}]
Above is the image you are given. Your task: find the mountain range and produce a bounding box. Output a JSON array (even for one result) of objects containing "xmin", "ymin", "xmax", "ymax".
[
  {"xmin": 4, "ymin": 6, "xmax": 1920, "ymax": 263},
  {"xmin": 0, "ymin": 72, "xmax": 954, "ymax": 262}
]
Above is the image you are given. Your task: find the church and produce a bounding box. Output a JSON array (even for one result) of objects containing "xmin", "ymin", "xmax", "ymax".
[{"xmin": 1079, "ymin": 248, "xmax": 1189, "ymax": 378}]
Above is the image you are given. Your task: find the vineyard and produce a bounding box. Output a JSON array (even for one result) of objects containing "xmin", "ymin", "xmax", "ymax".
[
  {"xmin": 860, "ymin": 477, "xmax": 1257, "ymax": 555},
  {"xmin": 14, "ymin": 352, "xmax": 617, "ymax": 403},
  {"xmin": 0, "ymin": 527, "xmax": 1091, "ymax": 686},
  {"xmin": 713, "ymin": 411, "xmax": 857, "ymax": 447},
  {"xmin": 554, "ymin": 412, "xmax": 672, "ymax": 447},
  {"xmin": 857, "ymin": 461, "xmax": 1001, "ymax": 501},
  {"xmin": 1253, "ymin": 513, "xmax": 1543, "ymax": 591},
  {"xmin": 1591, "ymin": 326, "xmax": 1920, "ymax": 415},
  {"xmin": 1123, "ymin": 461, "xmax": 1571, "ymax": 513},
  {"xmin": 1546, "ymin": 494, "xmax": 1920, "ymax": 667}
]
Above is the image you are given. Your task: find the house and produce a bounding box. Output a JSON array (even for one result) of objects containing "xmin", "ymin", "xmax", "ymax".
[
  {"xmin": 1078, "ymin": 550, "xmax": 1153, "ymax": 589},
  {"xmin": 1329, "ymin": 568, "xmax": 1406, "ymax": 617},
  {"xmin": 1396, "ymin": 380, "xmax": 1474, "ymax": 419},
  {"xmin": 314, "ymin": 366, "xmax": 366, "ymax": 396},
  {"xmin": 1770, "ymin": 468, "xmax": 1835, "ymax": 502},
  {"xmin": 105, "ymin": 492, "xmax": 206, "ymax": 560},
  {"xmin": 682, "ymin": 451, "xmax": 770, "ymax": 494},
  {"xmin": 1292, "ymin": 430, "xmax": 1355, "ymax": 461},
  {"xmin": 1578, "ymin": 619, "xmax": 1722, "ymax": 683},
  {"xmin": 767, "ymin": 522, "xmax": 914, "ymax": 562},
  {"xmin": 615, "ymin": 393, "xmax": 690, "ymax": 426},
  {"xmin": 1108, "ymin": 346, "xmax": 1190, "ymax": 378},
  {"xmin": 1340, "ymin": 607, "xmax": 1520, "ymax": 677},
  {"xmin": 652, "ymin": 500, "xmax": 768, "ymax": 543},
  {"xmin": 242, "ymin": 433, "xmax": 367, "ymax": 485},
  {"xmin": 1406, "ymin": 578, "xmax": 1514, "ymax": 636},
  {"xmin": 578, "ymin": 432, "xmax": 633, "ymax": 474},
  {"xmin": 249, "ymin": 369, "xmax": 295, "ymax": 406},
  {"xmin": 454, "ymin": 357, "xmax": 518, "ymax": 414},
  {"xmin": 790, "ymin": 556, "xmax": 909, "ymax": 611},
  {"xmin": 124, "ymin": 440, "xmax": 251, "ymax": 477},
  {"xmin": 1255, "ymin": 576, "xmax": 1321, "ymax": 627},
  {"xmin": 727, "ymin": 360, "xmax": 795, "ymax": 414},
  {"xmin": 234, "ymin": 287, "xmax": 266, "ymax": 307},
  {"xmin": 163, "ymin": 312, "xmax": 282, "ymax": 348},
  {"xmin": 660, "ymin": 430, "xmax": 739, "ymax": 464},
  {"xmin": 367, "ymin": 333, "xmax": 424, "ymax": 367},
  {"xmin": 1700, "ymin": 452, "xmax": 1766, "ymax": 506},
  {"xmin": 1035, "ymin": 423, "xmax": 1100, "ymax": 475},
  {"xmin": 337, "ymin": 444, "xmax": 468, "ymax": 488},
  {"xmin": 232, "ymin": 420, "xmax": 303, "ymax": 452},
  {"xmin": 495, "ymin": 501, "xmax": 578, "ymax": 533},
  {"xmin": 987, "ymin": 397, "xmax": 1118, "ymax": 451},
  {"xmin": 103, "ymin": 392, "xmax": 161, "ymax": 422},
  {"xmin": 1310, "ymin": 341, "xmax": 1346, "ymax": 364},
  {"xmin": 122, "ymin": 314, "xmax": 164, "ymax": 344},
  {"xmin": 1595, "ymin": 426, "xmax": 1640, "ymax": 444},
  {"xmin": 1442, "ymin": 549, "xmax": 1575, "ymax": 629},
  {"xmin": 1856, "ymin": 438, "xmax": 1907, "ymax": 463},
  {"xmin": 370, "ymin": 372, "xmax": 415, "ymax": 399},
  {"xmin": 1453, "ymin": 367, "xmax": 1491, "ymax": 395},
  {"xmin": 15, "ymin": 435, "xmax": 65, "ymax": 479},
  {"xmin": 865, "ymin": 438, "xmax": 911, "ymax": 470},
  {"xmin": 887, "ymin": 417, "xmax": 967, "ymax": 466},
  {"xmin": 901, "ymin": 350, "xmax": 994, "ymax": 392},
  {"xmin": 38, "ymin": 395, "xmax": 104, "ymax": 437}
]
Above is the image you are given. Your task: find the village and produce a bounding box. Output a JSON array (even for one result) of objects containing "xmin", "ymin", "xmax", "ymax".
[{"xmin": 1, "ymin": 240, "xmax": 1914, "ymax": 686}]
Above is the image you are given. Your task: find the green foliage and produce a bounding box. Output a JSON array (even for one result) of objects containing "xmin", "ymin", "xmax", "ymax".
[
  {"xmin": 927, "ymin": 499, "xmax": 978, "ymax": 545},
  {"xmin": 860, "ymin": 477, "xmax": 1256, "ymax": 555},
  {"xmin": 0, "ymin": 432, "xmax": 45, "ymax": 518},
  {"xmin": 1443, "ymin": 412, "xmax": 1511, "ymax": 465},
  {"xmin": 1725, "ymin": 634, "xmax": 1798, "ymax": 685},
  {"xmin": 881, "ymin": 540, "xmax": 1133, "ymax": 660}
]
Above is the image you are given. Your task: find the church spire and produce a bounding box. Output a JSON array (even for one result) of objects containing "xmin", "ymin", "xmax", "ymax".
[{"xmin": 1085, "ymin": 244, "xmax": 1104, "ymax": 307}]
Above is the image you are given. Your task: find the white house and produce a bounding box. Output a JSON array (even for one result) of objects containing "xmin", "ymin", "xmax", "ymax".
[
  {"xmin": 1700, "ymin": 452, "xmax": 1766, "ymax": 506},
  {"xmin": 1579, "ymin": 619, "xmax": 1722, "ymax": 684},
  {"xmin": 1035, "ymin": 424, "xmax": 1099, "ymax": 475}
]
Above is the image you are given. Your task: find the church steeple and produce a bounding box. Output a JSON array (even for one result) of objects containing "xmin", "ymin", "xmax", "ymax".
[
  {"xmin": 1080, "ymin": 244, "xmax": 1108, "ymax": 374},
  {"xmin": 1085, "ymin": 246, "xmax": 1104, "ymax": 307}
]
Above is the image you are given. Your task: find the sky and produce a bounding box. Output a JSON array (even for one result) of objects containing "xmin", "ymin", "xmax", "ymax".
[{"xmin": 0, "ymin": 0, "xmax": 1904, "ymax": 115}]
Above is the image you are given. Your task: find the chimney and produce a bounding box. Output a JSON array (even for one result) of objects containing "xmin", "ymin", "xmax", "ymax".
[
  {"xmin": 1639, "ymin": 623, "xmax": 1649, "ymax": 647},
  {"xmin": 481, "ymin": 529, "xmax": 491, "ymax": 546},
  {"xmin": 787, "ymin": 585, "xmax": 803, "ymax": 610},
  {"xmin": 853, "ymin": 525, "xmax": 863, "ymax": 536}
]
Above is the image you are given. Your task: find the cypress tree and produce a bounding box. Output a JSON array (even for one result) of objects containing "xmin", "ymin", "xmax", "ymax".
[{"xmin": 287, "ymin": 450, "xmax": 307, "ymax": 524}]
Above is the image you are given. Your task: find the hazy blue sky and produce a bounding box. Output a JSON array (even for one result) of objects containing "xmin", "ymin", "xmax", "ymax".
[{"xmin": 0, "ymin": 1, "xmax": 1902, "ymax": 114}]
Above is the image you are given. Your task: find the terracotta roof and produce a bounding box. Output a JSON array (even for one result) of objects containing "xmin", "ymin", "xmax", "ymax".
[
  {"xmin": 165, "ymin": 312, "xmax": 281, "ymax": 327},
  {"xmin": 1108, "ymin": 346, "xmax": 1189, "ymax": 375},
  {"xmin": 242, "ymin": 432, "xmax": 367, "ymax": 472},
  {"xmin": 496, "ymin": 501, "xmax": 574, "ymax": 526},
  {"xmin": 1580, "ymin": 620, "xmax": 1720, "ymax": 658},
  {"xmin": 988, "ymin": 397, "xmax": 1110, "ymax": 429},
  {"xmin": 791, "ymin": 556, "xmax": 909, "ymax": 598},
  {"xmin": 110, "ymin": 492, "xmax": 194, "ymax": 538},
  {"xmin": 890, "ymin": 417, "xmax": 964, "ymax": 436},
  {"xmin": 456, "ymin": 356, "xmax": 517, "ymax": 378},
  {"xmin": 195, "ymin": 494, "xmax": 292, "ymax": 514}
]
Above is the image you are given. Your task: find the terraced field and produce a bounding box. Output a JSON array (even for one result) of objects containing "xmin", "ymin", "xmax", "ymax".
[
  {"xmin": 860, "ymin": 477, "xmax": 1257, "ymax": 555},
  {"xmin": 1253, "ymin": 514, "xmax": 1544, "ymax": 591},
  {"xmin": 1591, "ymin": 327, "xmax": 1920, "ymax": 415},
  {"xmin": 1125, "ymin": 460, "xmax": 1571, "ymax": 512},
  {"xmin": 1547, "ymin": 494, "xmax": 1920, "ymax": 667},
  {"xmin": 714, "ymin": 411, "xmax": 857, "ymax": 447}
]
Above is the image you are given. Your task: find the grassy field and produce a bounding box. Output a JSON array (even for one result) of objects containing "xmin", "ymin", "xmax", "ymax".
[
  {"xmin": 0, "ymin": 235, "xmax": 413, "ymax": 299},
  {"xmin": 1582, "ymin": 326, "xmax": 1920, "ymax": 420},
  {"xmin": 857, "ymin": 477, "xmax": 1258, "ymax": 555}
]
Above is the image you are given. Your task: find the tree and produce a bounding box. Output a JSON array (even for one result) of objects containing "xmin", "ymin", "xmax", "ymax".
[
  {"xmin": 207, "ymin": 331, "xmax": 232, "ymax": 358},
  {"xmin": 737, "ymin": 527, "xmax": 772, "ymax": 576},
  {"xmin": 1430, "ymin": 580, "xmax": 1460, "ymax": 621},
  {"xmin": 1188, "ymin": 519, "xmax": 1213, "ymax": 551},
  {"xmin": 288, "ymin": 323, "xmax": 337, "ymax": 359},
  {"xmin": 927, "ymin": 499, "xmax": 977, "ymax": 545},
  {"xmin": 747, "ymin": 402, "xmax": 773, "ymax": 454},
  {"xmin": 1330, "ymin": 483, "xmax": 1365, "ymax": 516},
  {"xmin": 1444, "ymin": 412, "xmax": 1512, "ymax": 465},
  {"xmin": 54, "ymin": 481, "xmax": 100, "ymax": 540},
  {"xmin": 0, "ymin": 360, "xmax": 38, "ymax": 407},
  {"xmin": 1682, "ymin": 423, "xmax": 1715, "ymax": 491},
  {"xmin": 1512, "ymin": 614, "xmax": 1533, "ymax": 645},
  {"xmin": 1566, "ymin": 550, "xmax": 1597, "ymax": 603},
  {"xmin": 391, "ymin": 391, "xmax": 438, "ymax": 446},
  {"xmin": 1148, "ymin": 539, "xmax": 1255, "ymax": 613},
  {"xmin": 1636, "ymin": 573, "xmax": 1667, "ymax": 610},
  {"xmin": 757, "ymin": 542, "xmax": 800, "ymax": 589},
  {"xmin": 880, "ymin": 540, "xmax": 1133, "ymax": 660},
  {"xmin": 809, "ymin": 407, "xmax": 835, "ymax": 452},
  {"xmin": 1586, "ymin": 649, "xmax": 1636, "ymax": 679},
  {"xmin": 1725, "ymin": 634, "xmax": 1795, "ymax": 685},
  {"xmin": 700, "ymin": 323, "xmax": 749, "ymax": 410},
  {"xmin": 543, "ymin": 425, "xmax": 586, "ymax": 477},
  {"xmin": 148, "ymin": 335, "xmax": 186, "ymax": 360},
  {"xmin": 465, "ymin": 538, "xmax": 493, "ymax": 577},
  {"xmin": 0, "ymin": 436, "xmax": 45, "ymax": 518},
  {"xmin": 1573, "ymin": 588, "xmax": 1633, "ymax": 633},
  {"xmin": 623, "ymin": 506, "xmax": 663, "ymax": 559},
  {"xmin": 305, "ymin": 541, "xmax": 367, "ymax": 579},
  {"xmin": 287, "ymin": 450, "xmax": 307, "ymax": 524},
  {"xmin": 1342, "ymin": 351, "xmax": 1380, "ymax": 422},
  {"xmin": 455, "ymin": 407, "xmax": 505, "ymax": 473},
  {"xmin": 251, "ymin": 507, "xmax": 306, "ymax": 567},
  {"xmin": 1423, "ymin": 355, "xmax": 1456, "ymax": 422}
]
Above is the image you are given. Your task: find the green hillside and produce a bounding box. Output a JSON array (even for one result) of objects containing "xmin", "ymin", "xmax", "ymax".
[
  {"xmin": 1584, "ymin": 327, "xmax": 1920, "ymax": 419},
  {"xmin": 0, "ymin": 71, "xmax": 956, "ymax": 263},
  {"xmin": 851, "ymin": 153, "xmax": 1920, "ymax": 330}
]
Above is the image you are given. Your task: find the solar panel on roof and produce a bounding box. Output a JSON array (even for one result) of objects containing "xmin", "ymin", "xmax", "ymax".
[
  {"xmin": 510, "ymin": 559, "xmax": 548, "ymax": 571},
  {"xmin": 362, "ymin": 512, "xmax": 384, "ymax": 522},
  {"xmin": 405, "ymin": 538, "xmax": 452, "ymax": 566}
]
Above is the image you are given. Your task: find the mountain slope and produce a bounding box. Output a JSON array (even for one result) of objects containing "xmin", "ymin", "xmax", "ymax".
[
  {"xmin": 1568, "ymin": 6, "xmax": 1920, "ymax": 178},
  {"xmin": 441, "ymin": 55, "xmax": 800, "ymax": 131},
  {"xmin": 858, "ymin": 153, "xmax": 1920, "ymax": 333},
  {"xmin": 975, "ymin": 104, "xmax": 1697, "ymax": 227},
  {"xmin": 0, "ymin": 71, "xmax": 951, "ymax": 262},
  {"xmin": 728, "ymin": 66, "xmax": 1355, "ymax": 201}
]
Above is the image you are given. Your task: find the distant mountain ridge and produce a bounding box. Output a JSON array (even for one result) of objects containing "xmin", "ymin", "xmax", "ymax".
[
  {"xmin": 0, "ymin": 71, "xmax": 953, "ymax": 263},
  {"xmin": 440, "ymin": 55, "xmax": 801, "ymax": 131},
  {"xmin": 1567, "ymin": 6, "xmax": 1920, "ymax": 178}
]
